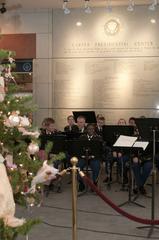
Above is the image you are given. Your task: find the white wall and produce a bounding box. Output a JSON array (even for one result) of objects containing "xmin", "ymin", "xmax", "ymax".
[
  {"xmin": 52, "ymin": 6, "xmax": 159, "ymax": 128},
  {"xmin": 0, "ymin": 6, "xmax": 159, "ymax": 129},
  {"xmin": 0, "ymin": 9, "xmax": 53, "ymax": 126}
]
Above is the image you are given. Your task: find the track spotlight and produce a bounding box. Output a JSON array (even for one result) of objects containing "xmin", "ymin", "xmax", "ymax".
[
  {"xmin": 63, "ymin": 0, "xmax": 70, "ymax": 15},
  {"xmin": 106, "ymin": 0, "xmax": 112, "ymax": 13},
  {"xmin": 148, "ymin": 0, "xmax": 157, "ymax": 11},
  {"xmin": 84, "ymin": 0, "xmax": 92, "ymax": 14},
  {"xmin": 127, "ymin": 0, "xmax": 134, "ymax": 12},
  {"xmin": 0, "ymin": 3, "xmax": 7, "ymax": 14}
]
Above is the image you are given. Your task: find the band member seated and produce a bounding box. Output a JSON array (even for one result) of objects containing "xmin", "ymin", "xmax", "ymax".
[
  {"xmin": 103, "ymin": 118, "xmax": 128, "ymax": 184},
  {"xmin": 103, "ymin": 150, "xmax": 129, "ymax": 184},
  {"xmin": 128, "ymin": 117, "xmax": 139, "ymax": 137},
  {"xmin": 95, "ymin": 115, "xmax": 105, "ymax": 136},
  {"xmin": 64, "ymin": 115, "xmax": 79, "ymax": 133},
  {"xmin": 40, "ymin": 117, "xmax": 59, "ymax": 135},
  {"xmin": 39, "ymin": 118, "xmax": 62, "ymax": 195},
  {"xmin": 77, "ymin": 115, "xmax": 87, "ymax": 133},
  {"xmin": 132, "ymin": 156, "xmax": 152, "ymax": 194},
  {"xmin": 78, "ymin": 124, "xmax": 102, "ymax": 192},
  {"xmin": 130, "ymin": 122, "xmax": 152, "ymax": 194},
  {"xmin": 117, "ymin": 118, "xmax": 127, "ymax": 125},
  {"xmin": 39, "ymin": 117, "xmax": 60, "ymax": 158}
]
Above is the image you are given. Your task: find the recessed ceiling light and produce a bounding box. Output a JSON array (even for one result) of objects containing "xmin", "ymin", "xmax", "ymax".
[
  {"xmin": 76, "ymin": 21, "xmax": 82, "ymax": 27},
  {"xmin": 150, "ymin": 18, "xmax": 156, "ymax": 23}
]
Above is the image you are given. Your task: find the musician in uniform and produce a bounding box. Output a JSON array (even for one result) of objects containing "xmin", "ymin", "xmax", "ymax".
[
  {"xmin": 64, "ymin": 115, "xmax": 78, "ymax": 133},
  {"xmin": 78, "ymin": 124, "xmax": 103, "ymax": 192},
  {"xmin": 95, "ymin": 115, "xmax": 105, "ymax": 136},
  {"xmin": 77, "ymin": 115, "xmax": 87, "ymax": 133}
]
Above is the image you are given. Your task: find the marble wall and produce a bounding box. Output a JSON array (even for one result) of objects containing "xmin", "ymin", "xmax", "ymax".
[
  {"xmin": 52, "ymin": 6, "xmax": 159, "ymax": 129},
  {"xmin": 0, "ymin": 6, "xmax": 159, "ymax": 129}
]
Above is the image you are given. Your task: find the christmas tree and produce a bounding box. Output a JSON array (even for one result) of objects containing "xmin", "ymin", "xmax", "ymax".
[{"xmin": 0, "ymin": 49, "xmax": 64, "ymax": 239}]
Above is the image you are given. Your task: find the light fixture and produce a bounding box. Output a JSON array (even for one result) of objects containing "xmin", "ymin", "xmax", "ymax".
[
  {"xmin": 150, "ymin": 18, "xmax": 156, "ymax": 23},
  {"xmin": 148, "ymin": 0, "xmax": 157, "ymax": 11},
  {"xmin": 63, "ymin": 0, "xmax": 70, "ymax": 15},
  {"xmin": 0, "ymin": 3, "xmax": 6, "ymax": 14},
  {"xmin": 84, "ymin": 0, "xmax": 92, "ymax": 14},
  {"xmin": 106, "ymin": 0, "xmax": 112, "ymax": 13},
  {"xmin": 127, "ymin": 0, "xmax": 134, "ymax": 12},
  {"xmin": 76, "ymin": 21, "xmax": 82, "ymax": 27}
]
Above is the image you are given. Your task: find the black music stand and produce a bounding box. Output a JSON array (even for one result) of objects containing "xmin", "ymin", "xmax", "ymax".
[
  {"xmin": 73, "ymin": 111, "xmax": 97, "ymax": 123},
  {"xmin": 39, "ymin": 134, "xmax": 67, "ymax": 195},
  {"xmin": 103, "ymin": 125, "xmax": 134, "ymax": 189},
  {"xmin": 135, "ymin": 118, "xmax": 159, "ymax": 238},
  {"xmin": 103, "ymin": 125, "xmax": 134, "ymax": 146},
  {"xmin": 63, "ymin": 132, "xmax": 82, "ymax": 140},
  {"xmin": 40, "ymin": 134, "xmax": 67, "ymax": 154},
  {"xmin": 70, "ymin": 139, "xmax": 103, "ymax": 196},
  {"xmin": 113, "ymin": 135, "xmax": 145, "ymax": 208}
]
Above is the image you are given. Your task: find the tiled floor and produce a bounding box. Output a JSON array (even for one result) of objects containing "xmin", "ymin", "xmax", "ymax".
[{"xmin": 17, "ymin": 176, "xmax": 159, "ymax": 240}]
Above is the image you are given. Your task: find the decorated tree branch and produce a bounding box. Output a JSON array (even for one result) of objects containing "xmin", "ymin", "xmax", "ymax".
[{"xmin": 0, "ymin": 49, "xmax": 65, "ymax": 239}]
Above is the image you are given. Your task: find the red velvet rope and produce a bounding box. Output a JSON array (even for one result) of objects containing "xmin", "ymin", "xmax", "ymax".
[{"xmin": 82, "ymin": 175, "xmax": 159, "ymax": 225}]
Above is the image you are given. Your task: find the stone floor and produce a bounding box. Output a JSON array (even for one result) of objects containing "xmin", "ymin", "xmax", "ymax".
[{"xmin": 17, "ymin": 175, "xmax": 159, "ymax": 240}]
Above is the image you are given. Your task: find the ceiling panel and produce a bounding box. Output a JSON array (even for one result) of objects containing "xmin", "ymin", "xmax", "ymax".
[{"xmin": 0, "ymin": 0, "xmax": 154, "ymax": 10}]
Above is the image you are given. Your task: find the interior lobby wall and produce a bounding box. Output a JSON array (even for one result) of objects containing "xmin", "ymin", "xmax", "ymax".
[
  {"xmin": 52, "ymin": 6, "xmax": 159, "ymax": 129},
  {"xmin": 0, "ymin": 9, "xmax": 53, "ymax": 127},
  {"xmin": 0, "ymin": 6, "xmax": 159, "ymax": 129}
]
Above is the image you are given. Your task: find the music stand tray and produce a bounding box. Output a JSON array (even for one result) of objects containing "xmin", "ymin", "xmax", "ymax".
[
  {"xmin": 69, "ymin": 139, "xmax": 103, "ymax": 196},
  {"xmin": 40, "ymin": 134, "xmax": 66, "ymax": 154},
  {"xmin": 113, "ymin": 135, "xmax": 146, "ymax": 208},
  {"xmin": 103, "ymin": 125, "xmax": 134, "ymax": 147}
]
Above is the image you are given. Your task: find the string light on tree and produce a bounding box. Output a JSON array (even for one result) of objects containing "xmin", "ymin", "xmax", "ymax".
[
  {"xmin": 8, "ymin": 112, "xmax": 20, "ymax": 127},
  {"xmin": 27, "ymin": 142, "xmax": 39, "ymax": 155},
  {"xmin": 19, "ymin": 116, "xmax": 30, "ymax": 127}
]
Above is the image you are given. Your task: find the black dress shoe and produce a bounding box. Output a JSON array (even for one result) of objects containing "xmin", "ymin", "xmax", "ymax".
[
  {"xmin": 139, "ymin": 186, "xmax": 147, "ymax": 195},
  {"xmin": 90, "ymin": 181, "xmax": 98, "ymax": 192},
  {"xmin": 67, "ymin": 180, "xmax": 72, "ymax": 184},
  {"xmin": 49, "ymin": 183, "xmax": 55, "ymax": 192},
  {"xmin": 133, "ymin": 188, "xmax": 138, "ymax": 194},
  {"xmin": 94, "ymin": 181, "xmax": 98, "ymax": 186},
  {"xmin": 123, "ymin": 177, "xmax": 128, "ymax": 185},
  {"xmin": 57, "ymin": 186, "xmax": 62, "ymax": 193},
  {"xmin": 103, "ymin": 177, "xmax": 112, "ymax": 183},
  {"xmin": 44, "ymin": 185, "xmax": 50, "ymax": 197},
  {"xmin": 78, "ymin": 182, "xmax": 85, "ymax": 192}
]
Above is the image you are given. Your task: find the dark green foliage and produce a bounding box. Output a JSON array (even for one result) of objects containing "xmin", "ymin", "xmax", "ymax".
[
  {"xmin": 0, "ymin": 219, "xmax": 41, "ymax": 240},
  {"xmin": 0, "ymin": 48, "xmax": 65, "ymax": 239}
]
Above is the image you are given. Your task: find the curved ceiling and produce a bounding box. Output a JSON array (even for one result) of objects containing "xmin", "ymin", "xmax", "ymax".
[{"xmin": 0, "ymin": 0, "xmax": 155, "ymax": 10}]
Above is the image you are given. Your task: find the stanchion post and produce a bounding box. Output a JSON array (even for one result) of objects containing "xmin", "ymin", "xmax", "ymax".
[{"xmin": 71, "ymin": 157, "xmax": 78, "ymax": 240}]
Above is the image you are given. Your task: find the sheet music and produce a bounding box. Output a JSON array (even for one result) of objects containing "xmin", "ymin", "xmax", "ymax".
[
  {"xmin": 133, "ymin": 141, "xmax": 149, "ymax": 151},
  {"xmin": 113, "ymin": 135, "xmax": 138, "ymax": 147}
]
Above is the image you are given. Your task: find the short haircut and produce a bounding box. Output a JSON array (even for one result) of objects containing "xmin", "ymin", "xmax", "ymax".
[
  {"xmin": 118, "ymin": 118, "xmax": 126, "ymax": 124},
  {"xmin": 77, "ymin": 115, "xmax": 86, "ymax": 121},
  {"xmin": 67, "ymin": 115, "xmax": 74, "ymax": 120},
  {"xmin": 96, "ymin": 114, "xmax": 104, "ymax": 119},
  {"xmin": 129, "ymin": 117, "xmax": 135, "ymax": 121},
  {"xmin": 97, "ymin": 116, "xmax": 105, "ymax": 121},
  {"xmin": 44, "ymin": 118, "xmax": 55, "ymax": 126},
  {"xmin": 86, "ymin": 123, "xmax": 95, "ymax": 129}
]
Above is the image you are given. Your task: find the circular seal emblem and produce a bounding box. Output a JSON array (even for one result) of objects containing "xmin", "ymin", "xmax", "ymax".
[
  {"xmin": 104, "ymin": 19, "xmax": 120, "ymax": 36},
  {"xmin": 22, "ymin": 62, "xmax": 32, "ymax": 72}
]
